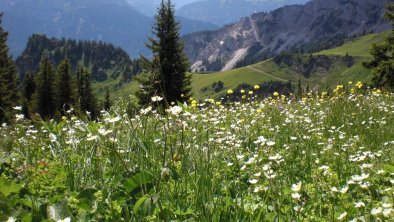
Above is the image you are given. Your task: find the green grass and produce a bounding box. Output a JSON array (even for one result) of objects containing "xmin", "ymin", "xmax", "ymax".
[
  {"xmin": 103, "ymin": 31, "xmax": 387, "ymax": 101},
  {"xmin": 316, "ymin": 31, "xmax": 390, "ymax": 57},
  {"xmin": 189, "ymin": 31, "xmax": 389, "ymax": 99},
  {"xmin": 191, "ymin": 61, "xmax": 287, "ymax": 99},
  {"xmin": 1, "ymin": 89, "xmax": 393, "ymax": 221},
  {"xmin": 94, "ymin": 77, "xmax": 139, "ymax": 101}
]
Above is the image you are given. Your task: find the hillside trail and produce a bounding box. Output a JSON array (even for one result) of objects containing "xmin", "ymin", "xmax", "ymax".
[{"xmin": 246, "ymin": 64, "xmax": 288, "ymax": 82}]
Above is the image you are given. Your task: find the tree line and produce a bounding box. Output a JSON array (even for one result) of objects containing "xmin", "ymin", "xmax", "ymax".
[
  {"xmin": 22, "ymin": 57, "xmax": 104, "ymax": 120},
  {"xmin": 15, "ymin": 34, "xmax": 142, "ymax": 84},
  {"xmin": 0, "ymin": 12, "xmax": 110, "ymax": 123}
]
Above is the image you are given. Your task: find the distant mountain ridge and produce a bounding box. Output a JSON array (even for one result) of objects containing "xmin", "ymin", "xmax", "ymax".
[
  {"xmin": 0, "ymin": 0, "xmax": 218, "ymax": 57},
  {"xmin": 183, "ymin": 0, "xmax": 392, "ymax": 72},
  {"xmin": 177, "ymin": 0, "xmax": 310, "ymax": 26}
]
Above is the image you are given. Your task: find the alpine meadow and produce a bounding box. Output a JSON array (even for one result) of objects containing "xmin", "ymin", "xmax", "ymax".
[{"xmin": 0, "ymin": 0, "xmax": 394, "ymax": 222}]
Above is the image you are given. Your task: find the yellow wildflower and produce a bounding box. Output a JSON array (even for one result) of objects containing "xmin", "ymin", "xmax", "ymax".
[
  {"xmin": 373, "ymin": 89, "xmax": 381, "ymax": 95},
  {"xmin": 356, "ymin": 81, "xmax": 363, "ymax": 89}
]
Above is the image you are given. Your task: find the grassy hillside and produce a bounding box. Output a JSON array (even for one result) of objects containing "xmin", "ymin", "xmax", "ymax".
[
  {"xmin": 316, "ymin": 31, "xmax": 389, "ymax": 57},
  {"xmin": 111, "ymin": 31, "xmax": 388, "ymax": 101},
  {"xmin": 190, "ymin": 31, "xmax": 389, "ymax": 99}
]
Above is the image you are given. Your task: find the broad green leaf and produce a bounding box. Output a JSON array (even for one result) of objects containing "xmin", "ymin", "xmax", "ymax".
[
  {"xmin": 0, "ymin": 176, "xmax": 21, "ymax": 197},
  {"xmin": 76, "ymin": 198, "xmax": 92, "ymax": 212},
  {"xmin": 123, "ymin": 172, "xmax": 154, "ymax": 193},
  {"xmin": 133, "ymin": 195, "xmax": 148, "ymax": 214},
  {"xmin": 21, "ymin": 212, "xmax": 32, "ymax": 222},
  {"xmin": 18, "ymin": 198, "xmax": 33, "ymax": 208},
  {"xmin": 77, "ymin": 188, "xmax": 98, "ymax": 201}
]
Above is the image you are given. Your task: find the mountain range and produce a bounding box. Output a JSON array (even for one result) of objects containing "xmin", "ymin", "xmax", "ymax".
[
  {"xmin": 177, "ymin": 0, "xmax": 310, "ymax": 26},
  {"xmin": 126, "ymin": 0, "xmax": 200, "ymax": 15},
  {"xmin": 0, "ymin": 0, "xmax": 217, "ymax": 57},
  {"xmin": 183, "ymin": 0, "xmax": 392, "ymax": 72},
  {"xmin": 0, "ymin": 0, "xmax": 313, "ymax": 58}
]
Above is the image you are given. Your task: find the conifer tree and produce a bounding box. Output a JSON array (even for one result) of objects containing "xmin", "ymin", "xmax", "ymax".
[
  {"xmin": 22, "ymin": 72, "xmax": 36, "ymax": 118},
  {"xmin": 104, "ymin": 87, "xmax": 111, "ymax": 111},
  {"xmin": 363, "ymin": 3, "xmax": 394, "ymax": 89},
  {"xmin": 55, "ymin": 59, "xmax": 77, "ymax": 114},
  {"xmin": 33, "ymin": 57, "xmax": 55, "ymax": 119},
  {"xmin": 137, "ymin": 0, "xmax": 191, "ymax": 107},
  {"xmin": 76, "ymin": 67, "xmax": 98, "ymax": 119},
  {"xmin": 0, "ymin": 13, "xmax": 20, "ymax": 123}
]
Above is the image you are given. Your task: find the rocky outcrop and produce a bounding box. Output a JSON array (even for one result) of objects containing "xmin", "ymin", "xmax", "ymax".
[{"xmin": 183, "ymin": 0, "xmax": 392, "ymax": 72}]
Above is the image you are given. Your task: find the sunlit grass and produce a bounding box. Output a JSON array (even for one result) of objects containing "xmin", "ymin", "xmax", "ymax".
[{"xmin": 1, "ymin": 86, "xmax": 393, "ymax": 221}]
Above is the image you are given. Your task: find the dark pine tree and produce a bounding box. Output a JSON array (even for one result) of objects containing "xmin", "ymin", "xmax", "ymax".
[
  {"xmin": 363, "ymin": 3, "xmax": 394, "ymax": 89},
  {"xmin": 55, "ymin": 59, "xmax": 77, "ymax": 114},
  {"xmin": 104, "ymin": 87, "xmax": 111, "ymax": 111},
  {"xmin": 22, "ymin": 72, "xmax": 36, "ymax": 118},
  {"xmin": 137, "ymin": 0, "xmax": 191, "ymax": 107},
  {"xmin": 0, "ymin": 13, "xmax": 20, "ymax": 123},
  {"xmin": 76, "ymin": 67, "xmax": 99, "ymax": 119},
  {"xmin": 33, "ymin": 57, "xmax": 55, "ymax": 119}
]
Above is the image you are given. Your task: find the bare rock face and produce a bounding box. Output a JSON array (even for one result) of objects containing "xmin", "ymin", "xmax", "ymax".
[{"xmin": 183, "ymin": 0, "xmax": 391, "ymax": 72}]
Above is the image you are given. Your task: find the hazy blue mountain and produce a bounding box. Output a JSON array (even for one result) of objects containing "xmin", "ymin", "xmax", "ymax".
[
  {"xmin": 126, "ymin": 0, "xmax": 200, "ymax": 16},
  {"xmin": 177, "ymin": 0, "xmax": 310, "ymax": 26},
  {"xmin": 0, "ymin": 0, "xmax": 217, "ymax": 57}
]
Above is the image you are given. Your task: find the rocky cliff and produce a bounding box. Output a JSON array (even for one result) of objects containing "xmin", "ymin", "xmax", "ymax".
[{"xmin": 183, "ymin": 0, "xmax": 392, "ymax": 72}]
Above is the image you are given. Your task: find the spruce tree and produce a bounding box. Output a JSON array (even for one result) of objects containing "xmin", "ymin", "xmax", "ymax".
[
  {"xmin": 33, "ymin": 57, "xmax": 55, "ymax": 119},
  {"xmin": 363, "ymin": 3, "xmax": 394, "ymax": 89},
  {"xmin": 76, "ymin": 67, "xmax": 98, "ymax": 119},
  {"xmin": 55, "ymin": 59, "xmax": 77, "ymax": 114},
  {"xmin": 22, "ymin": 72, "xmax": 36, "ymax": 118},
  {"xmin": 0, "ymin": 13, "xmax": 20, "ymax": 123},
  {"xmin": 137, "ymin": 0, "xmax": 191, "ymax": 107},
  {"xmin": 104, "ymin": 87, "xmax": 111, "ymax": 111}
]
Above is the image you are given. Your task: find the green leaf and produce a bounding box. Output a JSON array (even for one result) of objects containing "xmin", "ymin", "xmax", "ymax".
[
  {"xmin": 18, "ymin": 198, "xmax": 33, "ymax": 208},
  {"xmin": 265, "ymin": 212, "xmax": 276, "ymax": 221},
  {"xmin": 77, "ymin": 188, "xmax": 98, "ymax": 201},
  {"xmin": 133, "ymin": 195, "xmax": 148, "ymax": 214},
  {"xmin": 0, "ymin": 176, "xmax": 21, "ymax": 197},
  {"xmin": 21, "ymin": 212, "xmax": 32, "ymax": 222},
  {"xmin": 123, "ymin": 172, "xmax": 154, "ymax": 193},
  {"xmin": 77, "ymin": 213, "xmax": 92, "ymax": 222},
  {"xmin": 174, "ymin": 208, "xmax": 193, "ymax": 216},
  {"xmin": 76, "ymin": 198, "xmax": 92, "ymax": 212}
]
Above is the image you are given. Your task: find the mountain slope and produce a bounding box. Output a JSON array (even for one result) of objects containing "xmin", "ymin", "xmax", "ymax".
[
  {"xmin": 190, "ymin": 31, "xmax": 388, "ymax": 99},
  {"xmin": 16, "ymin": 34, "xmax": 140, "ymax": 84},
  {"xmin": 0, "ymin": 0, "xmax": 217, "ymax": 57},
  {"xmin": 177, "ymin": 0, "xmax": 310, "ymax": 26},
  {"xmin": 183, "ymin": 0, "xmax": 391, "ymax": 72}
]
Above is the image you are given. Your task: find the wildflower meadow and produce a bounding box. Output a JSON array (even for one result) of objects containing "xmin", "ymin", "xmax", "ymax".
[{"xmin": 1, "ymin": 85, "xmax": 393, "ymax": 221}]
